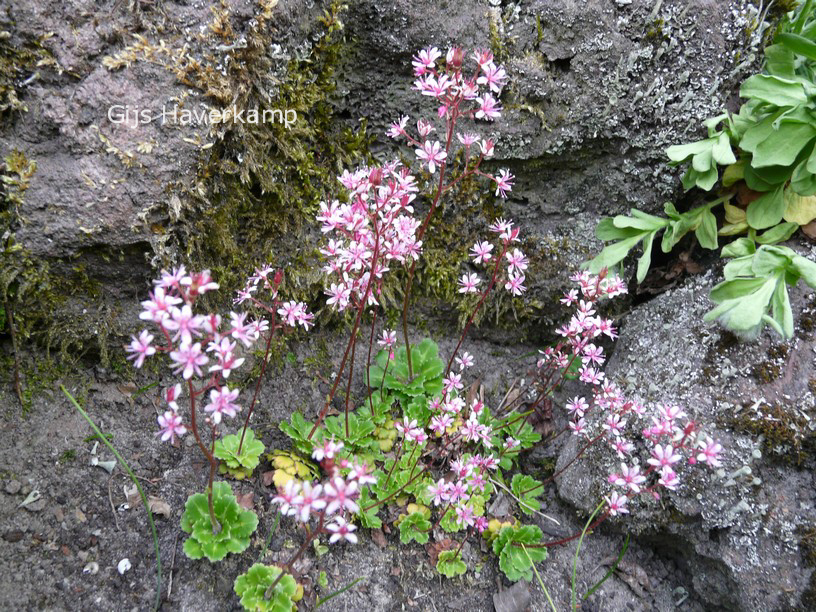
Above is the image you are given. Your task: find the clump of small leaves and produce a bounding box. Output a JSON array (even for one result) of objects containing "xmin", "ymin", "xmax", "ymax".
[
  {"xmin": 586, "ymin": 0, "xmax": 816, "ymax": 339},
  {"xmin": 215, "ymin": 428, "xmax": 265, "ymax": 480},
  {"xmin": 436, "ymin": 550, "xmax": 468, "ymax": 578},
  {"xmin": 493, "ymin": 525, "xmax": 549, "ymax": 582},
  {"xmin": 233, "ymin": 563, "xmax": 302, "ymax": 612},
  {"xmin": 181, "ymin": 481, "xmax": 259, "ymax": 562},
  {"xmin": 267, "ymin": 449, "xmax": 319, "ymax": 489}
]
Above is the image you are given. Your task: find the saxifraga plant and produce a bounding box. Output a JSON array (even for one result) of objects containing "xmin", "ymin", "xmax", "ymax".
[{"xmin": 127, "ymin": 45, "xmax": 725, "ymax": 610}]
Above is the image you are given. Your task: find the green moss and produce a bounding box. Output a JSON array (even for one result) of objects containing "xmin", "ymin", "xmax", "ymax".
[
  {"xmin": 164, "ymin": 2, "xmax": 372, "ymax": 309},
  {"xmin": 728, "ymin": 402, "xmax": 816, "ymax": 465},
  {"xmin": 0, "ymin": 31, "xmax": 54, "ymax": 116}
]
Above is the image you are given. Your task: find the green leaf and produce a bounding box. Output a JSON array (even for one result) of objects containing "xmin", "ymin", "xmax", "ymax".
[
  {"xmin": 705, "ymin": 274, "xmax": 781, "ymax": 337},
  {"xmin": 747, "ymin": 185, "xmax": 786, "ymax": 229},
  {"xmin": 695, "ymin": 208, "xmax": 719, "ymax": 250},
  {"xmin": 740, "ymin": 74, "xmax": 807, "ymax": 107},
  {"xmin": 398, "ymin": 512, "xmax": 431, "ymax": 544},
  {"xmin": 637, "ymin": 231, "xmax": 655, "ymax": 283},
  {"xmin": 595, "ymin": 217, "xmax": 641, "ymax": 241},
  {"xmin": 764, "ymin": 43, "xmax": 796, "ymax": 78},
  {"xmin": 436, "ymin": 550, "xmax": 467, "ymax": 578},
  {"xmin": 792, "ymin": 255, "xmax": 816, "ymax": 287},
  {"xmin": 493, "ymin": 525, "xmax": 548, "ymax": 582},
  {"xmin": 792, "ymin": 158, "xmax": 816, "ymax": 196},
  {"xmin": 280, "ymin": 412, "xmax": 319, "ymax": 454},
  {"xmin": 757, "ymin": 222, "xmax": 799, "ymax": 245},
  {"xmin": 510, "ymin": 473, "xmax": 543, "ymax": 516},
  {"xmin": 771, "ymin": 281, "xmax": 794, "ymax": 339},
  {"xmin": 585, "ymin": 234, "xmax": 644, "ymax": 273},
  {"xmin": 181, "ymin": 481, "xmax": 258, "ymax": 563},
  {"xmin": 666, "ymin": 138, "xmax": 712, "ymax": 162},
  {"xmin": 749, "ymin": 122, "xmax": 816, "ymax": 168},
  {"xmin": 721, "ymin": 237, "xmax": 756, "ymax": 258},
  {"xmin": 234, "ymin": 564, "xmax": 298, "ymax": 612},
  {"xmin": 214, "ymin": 429, "xmax": 265, "ymax": 473},
  {"xmin": 778, "ymin": 32, "xmax": 816, "ymax": 62},
  {"xmin": 722, "ymin": 159, "xmax": 746, "ymax": 187},
  {"xmin": 711, "ymin": 133, "xmax": 736, "ymax": 165}
]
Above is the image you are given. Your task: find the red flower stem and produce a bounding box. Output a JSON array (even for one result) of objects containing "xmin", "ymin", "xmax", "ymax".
[
  {"xmin": 365, "ymin": 309, "xmax": 379, "ymax": 415},
  {"xmin": 402, "ymin": 104, "xmax": 460, "ymax": 377},
  {"xmin": 520, "ymin": 432, "xmax": 606, "ymax": 496},
  {"xmin": 238, "ymin": 308, "xmax": 278, "ymax": 453},
  {"xmin": 362, "ymin": 466, "xmax": 428, "ymax": 512},
  {"xmin": 265, "ymin": 516, "xmax": 324, "ymax": 598},
  {"xmin": 444, "ymin": 242, "xmax": 508, "ymax": 378},
  {"xmin": 454, "ymin": 529, "xmax": 470, "ymax": 555},
  {"xmin": 383, "ymin": 438, "xmax": 404, "ymax": 489},
  {"xmin": 187, "ymin": 380, "xmax": 221, "ymax": 534}
]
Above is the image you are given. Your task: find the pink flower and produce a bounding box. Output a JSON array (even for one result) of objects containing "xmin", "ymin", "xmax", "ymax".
[
  {"xmin": 170, "ymin": 342, "xmax": 208, "ymax": 379},
  {"xmin": 647, "ymin": 444, "xmax": 682, "ymax": 469},
  {"xmin": 312, "ymin": 438, "xmax": 344, "ymax": 462},
  {"xmin": 696, "ymin": 437, "xmax": 723, "ymax": 468},
  {"xmin": 658, "ymin": 466, "xmax": 680, "ymax": 491},
  {"xmin": 326, "ymin": 282, "xmax": 351, "ymax": 310},
  {"xmin": 455, "ymin": 351, "xmax": 474, "ymax": 370},
  {"xmin": 504, "ymin": 272, "xmax": 526, "ymax": 296},
  {"xmin": 203, "ymin": 387, "xmax": 241, "ymax": 424},
  {"xmin": 412, "ymin": 47, "xmax": 441, "ymax": 75},
  {"xmin": 479, "ymin": 139, "xmax": 495, "ymax": 158},
  {"xmin": 140, "ymin": 287, "xmax": 181, "ymax": 324},
  {"xmin": 294, "ymin": 482, "xmax": 326, "ymax": 523},
  {"xmin": 126, "ymin": 330, "xmax": 156, "ymax": 368},
  {"xmin": 494, "ymin": 170, "xmax": 514, "ymax": 198},
  {"xmin": 443, "ymin": 372, "xmax": 464, "ymax": 392},
  {"xmin": 470, "ymin": 241, "xmax": 494, "ymax": 264},
  {"xmin": 458, "ymin": 273, "xmax": 481, "ymax": 294},
  {"xmin": 387, "ymin": 116, "xmax": 409, "ymax": 139},
  {"xmin": 324, "ymin": 477, "xmax": 359, "ymax": 515},
  {"xmin": 560, "ymin": 289, "xmax": 579, "ymax": 306},
  {"xmin": 157, "ymin": 411, "xmax": 186, "ymax": 443},
  {"xmin": 604, "ymin": 491, "xmax": 629, "ymax": 516},
  {"xmin": 472, "ymin": 49, "xmax": 494, "ymax": 70},
  {"xmin": 417, "ymin": 119, "xmax": 435, "ymax": 137},
  {"xmin": 582, "ymin": 344, "xmax": 605, "ymax": 366},
  {"xmin": 457, "ymin": 132, "xmax": 479, "ymax": 146},
  {"xmin": 180, "ymin": 269, "xmax": 219, "ymax": 296},
  {"xmin": 208, "ymin": 337, "xmax": 245, "ymax": 378},
  {"xmin": 163, "ymin": 305, "xmax": 204, "ymax": 345},
  {"xmin": 477, "ymin": 62, "xmax": 507, "ymax": 92},
  {"xmin": 448, "ymin": 480, "xmax": 469, "ymax": 503},
  {"xmin": 430, "ymin": 414, "xmax": 453, "ymax": 434},
  {"xmin": 475, "ymin": 93, "xmax": 502, "ymax": 120},
  {"xmin": 278, "ymin": 300, "xmax": 314, "ymax": 330},
  {"xmin": 415, "ymin": 140, "xmax": 447, "ymax": 174},
  {"xmin": 455, "ymin": 504, "xmax": 475, "ymax": 527},
  {"xmin": 566, "ymin": 396, "xmax": 589, "ymax": 417},
  {"xmin": 611, "ymin": 463, "xmax": 647, "ymax": 494},
  {"xmin": 428, "ymin": 478, "xmax": 450, "ymax": 506},
  {"xmin": 569, "ymin": 418, "xmax": 587, "ymax": 437},
  {"xmin": 165, "ymin": 383, "xmax": 182, "ymax": 412},
  {"xmin": 378, "ymin": 329, "xmax": 397, "ymax": 348},
  {"xmin": 271, "ymin": 480, "xmax": 301, "ymax": 517},
  {"xmin": 154, "ymin": 266, "xmax": 187, "ymax": 289},
  {"xmin": 505, "ymin": 248, "xmax": 528, "ymax": 274},
  {"xmin": 326, "ymin": 517, "xmax": 358, "ymax": 544}
]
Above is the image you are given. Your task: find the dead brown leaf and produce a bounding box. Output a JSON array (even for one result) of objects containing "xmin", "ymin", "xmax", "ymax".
[
  {"xmin": 803, "ymin": 220, "xmax": 816, "ymax": 240},
  {"xmin": 236, "ymin": 492, "xmax": 255, "ymax": 510},
  {"xmin": 370, "ymin": 528, "xmax": 387, "ymax": 549},
  {"xmin": 261, "ymin": 470, "xmax": 276, "ymax": 488},
  {"xmin": 425, "ymin": 538, "xmax": 453, "ymax": 566},
  {"xmin": 148, "ymin": 496, "xmax": 172, "ymax": 518}
]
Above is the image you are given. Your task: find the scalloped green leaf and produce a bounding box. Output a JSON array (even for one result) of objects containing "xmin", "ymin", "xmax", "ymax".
[
  {"xmin": 492, "ymin": 525, "xmax": 548, "ymax": 582},
  {"xmin": 233, "ymin": 563, "xmax": 298, "ymax": 612},
  {"xmin": 181, "ymin": 481, "xmax": 258, "ymax": 562},
  {"xmin": 399, "ymin": 512, "xmax": 431, "ymax": 544},
  {"xmin": 214, "ymin": 429, "xmax": 265, "ymax": 473},
  {"xmin": 436, "ymin": 550, "xmax": 467, "ymax": 578},
  {"xmin": 510, "ymin": 473, "xmax": 542, "ymax": 516}
]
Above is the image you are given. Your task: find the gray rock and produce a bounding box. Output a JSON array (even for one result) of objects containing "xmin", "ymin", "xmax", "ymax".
[{"xmin": 555, "ymin": 240, "xmax": 816, "ymax": 610}]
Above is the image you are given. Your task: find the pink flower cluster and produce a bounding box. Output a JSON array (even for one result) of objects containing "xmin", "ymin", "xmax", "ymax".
[
  {"xmin": 538, "ymin": 271, "xmax": 724, "ymax": 517},
  {"xmin": 388, "ymin": 47, "xmax": 515, "ymax": 200},
  {"xmin": 126, "ymin": 265, "xmax": 312, "ymax": 442},
  {"xmin": 459, "ymin": 218, "xmax": 527, "ymax": 297},
  {"xmin": 271, "ymin": 438, "xmax": 377, "ymax": 544},
  {"xmin": 427, "ymin": 453, "xmax": 499, "ymax": 530},
  {"xmin": 318, "ymin": 162, "xmax": 422, "ymax": 312}
]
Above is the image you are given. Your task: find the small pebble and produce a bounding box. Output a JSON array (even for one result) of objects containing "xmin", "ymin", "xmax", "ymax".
[{"xmin": 5, "ymin": 480, "xmax": 21, "ymax": 495}]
